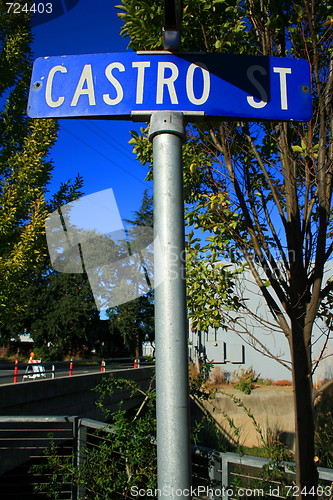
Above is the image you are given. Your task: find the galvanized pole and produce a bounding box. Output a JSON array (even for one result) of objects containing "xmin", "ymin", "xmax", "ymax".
[{"xmin": 149, "ymin": 111, "xmax": 192, "ymax": 499}]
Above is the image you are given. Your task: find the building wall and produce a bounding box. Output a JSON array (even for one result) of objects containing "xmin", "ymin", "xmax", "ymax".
[
  {"xmin": 188, "ymin": 326, "xmax": 291, "ymax": 381},
  {"xmin": 188, "ymin": 263, "xmax": 333, "ymax": 382}
]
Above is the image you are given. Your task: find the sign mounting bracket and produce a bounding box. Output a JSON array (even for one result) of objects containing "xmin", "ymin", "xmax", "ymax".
[{"xmin": 163, "ymin": 0, "xmax": 183, "ymax": 50}]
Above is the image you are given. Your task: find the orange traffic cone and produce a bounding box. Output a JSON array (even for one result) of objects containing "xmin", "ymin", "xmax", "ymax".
[{"xmin": 13, "ymin": 358, "xmax": 19, "ymax": 383}]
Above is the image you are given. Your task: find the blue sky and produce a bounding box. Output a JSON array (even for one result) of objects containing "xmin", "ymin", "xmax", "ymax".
[{"xmin": 31, "ymin": 0, "xmax": 152, "ymax": 222}]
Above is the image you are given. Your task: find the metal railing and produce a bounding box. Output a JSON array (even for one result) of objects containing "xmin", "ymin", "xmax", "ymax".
[
  {"xmin": 0, "ymin": 416, "xmax": 332, "ymax": 499},
  {"xmin": 193, "ymin": 448, "xmax": 333, "ymax": 499},
  {"xmin": 0, "ymin": 416, "xmax": 75, "ymax": 499}
]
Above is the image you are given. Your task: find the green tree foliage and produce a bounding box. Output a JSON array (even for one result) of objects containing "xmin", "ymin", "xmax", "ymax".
[
  {"xmin": 116, "ymin": 0, "xmax": 333, "ymax": 496},
  {"xmin": 17, "ymin": 269, "xmax": 105, "ymax": 359},
  {"xmin": 108, "ymin": 294, "xmax": 154, "ymax": 358},
  {"xmin": 0, "ymin": 4, "xmax": 84, "ymax": 340},
  {"xmin": 117, "ymin": 0, "xmax": 251, "ymax": 53},
  {"xmin": 107, "ymin": 190, "xmax": 154, "ymax": 357}
]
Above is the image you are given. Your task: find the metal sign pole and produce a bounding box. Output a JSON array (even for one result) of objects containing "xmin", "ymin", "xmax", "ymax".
[{"xmin": 149, "ymin": 111, "xmax": 192, "ymax": 499}]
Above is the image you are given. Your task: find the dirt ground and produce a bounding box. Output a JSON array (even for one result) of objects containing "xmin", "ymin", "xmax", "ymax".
[{"xmin": 202, "ymin": 385, "xmax": 295, "ymax": 449}]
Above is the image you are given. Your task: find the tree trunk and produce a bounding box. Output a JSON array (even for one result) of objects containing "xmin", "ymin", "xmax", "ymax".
[{"xmin": 289, "ymin": 322, "xmax": 318, "ymax": 499}]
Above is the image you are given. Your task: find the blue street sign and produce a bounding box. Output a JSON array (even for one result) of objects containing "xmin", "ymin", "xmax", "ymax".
[{"xmin": 27, "ymin": 52, "xmax": 312, "ymax": 121}]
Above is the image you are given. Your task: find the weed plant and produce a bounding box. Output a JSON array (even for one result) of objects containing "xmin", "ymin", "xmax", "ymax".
[{"xmin": 231, "ymin": 367, "xmax": 259, "ymax": 394}]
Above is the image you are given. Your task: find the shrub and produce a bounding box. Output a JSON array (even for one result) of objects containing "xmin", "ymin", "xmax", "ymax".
[
  {"xmin": 272, "ymin": 379, "xmax": 292, "ymax": 386},
  {"xmin": 231, "ymin": 367, "xmax": 259, "ymax": 395},
  {"xmin": 33, "ymin": 345, "xmax": 63, "ymax": 362},
  {"xmin": 315, "ymin": 384, "xmax": 333, "ymax": 468},
  {"xmin": 257, "ymin": 378, "xmax": 273, "ymax": 386},
  {"xmin": 189, "ymin": 361, "xmax": 200, "ymax": 382},
  {"xmin": 208, "ymin": 366, "xmax": 229, "ymax": 386},
  {"xmin": 32, "ymin": 376, "xmax": 158, "ymax": 498}
]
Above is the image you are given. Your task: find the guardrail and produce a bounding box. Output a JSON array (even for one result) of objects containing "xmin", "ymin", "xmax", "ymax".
[
  {"xmin": 193, "ymin": 448, "xmax": 333, "ymax": 499},
  {"xmin": 0, "ymin": 416, "xmax": 332, "ymax": 500},
  {"xmin": 0, "ymin": 357, "xmax": 153, "ymax": 384}
]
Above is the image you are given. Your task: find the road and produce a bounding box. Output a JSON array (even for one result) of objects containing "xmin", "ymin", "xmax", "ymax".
[{"xmin": 0, "ymin": 359, "xmax": 146, "ymax": 385}]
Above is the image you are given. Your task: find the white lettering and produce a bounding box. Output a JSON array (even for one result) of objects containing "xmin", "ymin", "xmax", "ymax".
[
  {"xmin": 246, "ymin": 65, "xmax": 268, "ymax": 108},
  {"xmin": 103, "ymin": 62, "xmax": 125, "ymax": 105},
  {"xmin": 273, "ymin": 67, "xmax": 292, "ymax": 110},
  {"xmin": 132, "ymin": 61, "xmax": 150, "ymax": 104},
  {"xmin": 45, "ymin": 65, "xmax": 67, "ymax": 108},
  {"xmin": 186, "ymin": 63, "xmax": 210, "ymax": 105},
  {"xmin": 70, "ymin": 64, "xmax": 96, "ymax": 107},
  {"xmin": 130, "ymin": 486, "xmax": 138, "ymax": 496},
  {"xmin": 156, "ymin": 61, "xmax": 179, "ymax": 104}
]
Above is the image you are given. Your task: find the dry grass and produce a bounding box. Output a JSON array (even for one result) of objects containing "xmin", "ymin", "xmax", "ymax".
[
  {"xmin": 189, "ymin": 361, "xmax": 200, "ymax": 382},
  {"xmin": 208, "ymin": 366, "xmax": 229, "ymax": 386}
]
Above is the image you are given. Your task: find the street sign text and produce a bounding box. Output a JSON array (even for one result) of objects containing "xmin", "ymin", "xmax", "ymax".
[{"xmin": 28, "ymin": 52, "xmax": 312, "ymax": 121}]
